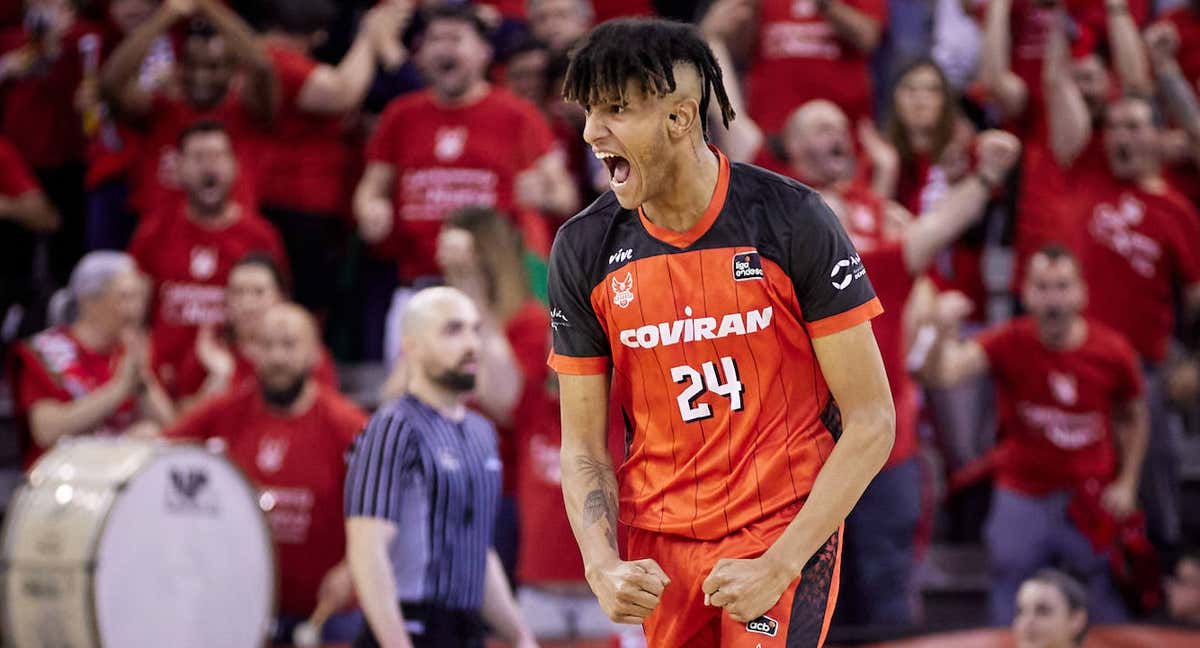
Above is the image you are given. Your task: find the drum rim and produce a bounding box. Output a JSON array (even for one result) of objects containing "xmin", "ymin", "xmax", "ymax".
[{"xmin": 1, "ymin": 437, "xmax": 279, "ymax": 648}]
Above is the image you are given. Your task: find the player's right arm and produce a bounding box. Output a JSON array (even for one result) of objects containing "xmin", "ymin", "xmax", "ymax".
[
  {"xmin": 919, "ymin": 291, "xmax": 991, "ymax": 387},
  {"xmin": 548, "ymin": 228, "xmax": 669, "ymax": 625},
  {"xmin": 354, "ymin": 162, "xmax": 396, "ymax": 244}
]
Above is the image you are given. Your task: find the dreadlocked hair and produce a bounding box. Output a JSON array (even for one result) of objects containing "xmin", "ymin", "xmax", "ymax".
[{"xmin": 562, "ymin": 18, "xmax": 735, "ymax": 137}]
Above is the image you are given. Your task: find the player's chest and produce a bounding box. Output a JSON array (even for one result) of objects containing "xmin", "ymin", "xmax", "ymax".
[{"xmin": 594, "ymin": 248, "xmax": 793, "ymax": 348}]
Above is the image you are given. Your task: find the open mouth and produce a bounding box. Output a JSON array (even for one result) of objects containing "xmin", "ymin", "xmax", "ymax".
[{"xmin": 596, "ymin": 151, "xmax": 631, "ymax": 187}]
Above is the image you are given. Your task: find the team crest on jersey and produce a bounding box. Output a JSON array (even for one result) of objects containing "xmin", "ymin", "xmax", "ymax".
[
  {"xmin": 746, "ymin": 614, "xmax": 779, "ymax": 637},
  {"xmin": 190, "ymin": 246, "xmax": 218, "ymax": 280},
  {"xmin": 1049, "ymin": 371, "xmax": 1078, "ymax": 406},
  {"xmin": 612, "ymin": 272, "xmax": 635, "ymax": 308},
  {"xmin": 732, "ymin": 251, "xmax": 764, "ymax": 281},
  {"xmin": 434, "ymin": 126, "xmax": 468, "ymax": 162},
  {"xmin": 256, "ymin": 437, "xmax": 288, "ymax": 473}
]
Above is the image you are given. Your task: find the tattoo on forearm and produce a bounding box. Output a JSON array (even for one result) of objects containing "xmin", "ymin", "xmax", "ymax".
[{"xmin": 576, "ymin": 455, "xmax": 619, "ymax": 549}]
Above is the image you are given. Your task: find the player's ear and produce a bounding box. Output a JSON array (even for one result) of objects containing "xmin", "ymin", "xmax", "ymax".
[{"xmin": 667, "ymin": 98, "xmax": 701, "ymax": 138}]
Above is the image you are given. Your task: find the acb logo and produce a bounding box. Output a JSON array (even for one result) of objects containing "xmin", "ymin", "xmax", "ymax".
[{"xmin": 746, "ymin": 614, "xmax": 779, "ymax": 637}]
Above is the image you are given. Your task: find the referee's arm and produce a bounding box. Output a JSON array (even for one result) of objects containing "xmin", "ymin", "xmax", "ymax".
[
  {"xmin": 347, "ymin": 518, "xmax": 410, "ymax": 648},
  {"xmin": 345, "ymin": 412, "xmax": 412, "ymax": 648}
]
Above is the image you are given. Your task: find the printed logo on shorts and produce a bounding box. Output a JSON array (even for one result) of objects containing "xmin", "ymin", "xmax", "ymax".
[
  {"xmin": 732, "ymin": 251, "xmax": 764, "ymax": 281},
  {"xmin": 612, "ymin": 272, "xmax": 635, "ymax": 309},
  {"xmin": 746, "ymin": 614, "xmax": 779, "ymax": 637}
]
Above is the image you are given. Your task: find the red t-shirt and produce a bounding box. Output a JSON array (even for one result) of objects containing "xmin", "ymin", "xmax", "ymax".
[
  {"xmin": 129, "ymin": 90, "xmax": 263, "ymax": 215},
  {"xmin": 258, "ymin": 44, "xmax": 352, "ymax": 215},
  {"xmin": 10, "ymin": 326, "xmax": 136, "ymax": 469},
  {"xmin": 1076, "ymin": 178, "xmax": 1200, "ymax": 362},
  {"xmin": 747, "ymin": 0, "xmax": 886, "ymax": 134},
  {"xmin": 128, "ymin": 207, "xmax": 287, "ymax": 391},
  {"xmin": 0, "ymin": 135, "xmax": 38, "ymax": 196},
  {"xmin": 978, "ymin": 317, "xmax": 1142, "ymax": 495},
  {"xmin": 1166, "ymin": 6, "xmax": 1200, "ymax": 90},
  {"xmin": 592, "ymin": 0, "xmax": 654, "ymax": 22},
  {"xmin": 0, "ymin": 23, "xmax": 97, "ymax": 169},
  {"xmin": 171, "ymin": 337, "xmax": 339, "ymax": 401},
  {"xmin": 367, "ymin": 87, "xmax": 557, "ymax": 281},
  {"xmin": 837, "ymin": 183, "xmax": 919, "ymax": 468},
  {"xmin": 165, "ymin": 382, "xmax": 367, "ymax": 616}
]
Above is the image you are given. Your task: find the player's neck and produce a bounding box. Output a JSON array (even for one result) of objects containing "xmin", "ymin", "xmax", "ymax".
[
  {"xmin": 407, "ymin": 374, "xmax": 468, "ymax": 421},
  {"xmin": 640, "ymin": 144, "xmax": 720, "ymax": 233}
]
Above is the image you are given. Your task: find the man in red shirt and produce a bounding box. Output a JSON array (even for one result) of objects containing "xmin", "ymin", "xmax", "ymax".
[
  {"xmin": 355, "ymin": 3, "xmax": 576, "ymax": 360},
  {"xmin": 978, "ymin": 0, "xmax": 1151, "ymax": 272},
  {"xmin": 354, "ymin": 3, "xmax": 578, "ymax": 285},
  {"xmin": 1073, "ymin": 95, "xmax": 1200, "ymax": 550},
  {"xmin": 0, "ymin": 135, "xmax": 58, "ymax": 342},
  {"xmin": 925, "ymin": 246, "xmax": 1147, "ymax": 625},
  {"xmin": 257, "ymin": 0, "xmax": 411, "ymax": 316},
  {"xmin": 100, "ymin": 0, "xmax": 275, "ymax": 216},
  {"xmin": 172, "ymin": 253, "xmax": 339, "ymax": 410},
  {"xmin": 0, "ymin": 0, "xmax": 95, "ymax": 286},
  {"xmin": 702, "ymin": 0, "xmax": 886, "ymax": 134},
  {"xmin": 732, "ymin": 98, "xmax": 1021, "ymax": 627},
  {"xmin": 166, "ymin": 302, "xmax": 367, "ymax": 645},
  {"xmin": 10, "ymin": 251, "xmax": 174, "ymax": 469},
  {"xmin": 128, "ymin": 120, "xmax": 286, "ymax": 397}
]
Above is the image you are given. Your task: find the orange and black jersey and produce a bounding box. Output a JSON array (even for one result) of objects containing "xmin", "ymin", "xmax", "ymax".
[{"xmin": 548, "ymin": 150, "xmax": 883, "ymax": 541}]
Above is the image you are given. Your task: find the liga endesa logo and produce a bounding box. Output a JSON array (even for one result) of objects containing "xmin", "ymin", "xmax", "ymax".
[{"xmin": 746, "ymin": 614, "xmax": 779, "ymax": 637}]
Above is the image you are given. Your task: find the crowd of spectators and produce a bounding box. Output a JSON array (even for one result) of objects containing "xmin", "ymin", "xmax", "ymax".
[{"xmin": 3, "ymin": 0, "xmax": 1200, "ymax": 643}]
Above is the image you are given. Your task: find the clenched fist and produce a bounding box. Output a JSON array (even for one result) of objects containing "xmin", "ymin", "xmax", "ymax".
[
  {"xmin": 975, "ymin": 129, "xmax": 1022, "ymax": 188},
  {"xmin": 586, "ymin": 558, "xmax": 670, "ymax": 624}
]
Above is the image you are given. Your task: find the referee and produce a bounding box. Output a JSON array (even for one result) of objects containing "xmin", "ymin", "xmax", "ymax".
[{"xmin": 344, "ymin": 287, "xmax": 538, "ymax": 648}]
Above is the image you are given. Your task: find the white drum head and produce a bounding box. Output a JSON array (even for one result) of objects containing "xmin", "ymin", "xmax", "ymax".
[{"xmin": 92, "ymin": 445, "xmax": 274, "ymax": 648}]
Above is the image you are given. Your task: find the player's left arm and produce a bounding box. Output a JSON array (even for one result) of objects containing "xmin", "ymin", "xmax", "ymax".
[
  {"xmin": 480, "ymin": 549, "xmax": 538, "ymax": 648},
  {"xmin": 705, "ymin": 190, "xmax": 894, "ymax": 623},
  {"xmin": 704, "ymin": 323, "xmax": 894, "ymax": 623}
]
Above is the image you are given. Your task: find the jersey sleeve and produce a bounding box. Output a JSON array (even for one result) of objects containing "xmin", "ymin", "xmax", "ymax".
[
  {"xmin": 344, "ymin": 408, "xmax": 417, "ymax": 520},
  {"xmin": 788, "ymin": 190, "xmax": 883, "ymax": 338},
  {"xmin": 366, "ymin": 102, "xmax": 403, "ymax": 164},
  {"xmin": 268, "ymin": 46, "xmax": 317, "ymax": 107},
  {"xmin": 546, "ymin": 231, "xmax": 610, "ymax": 375}
]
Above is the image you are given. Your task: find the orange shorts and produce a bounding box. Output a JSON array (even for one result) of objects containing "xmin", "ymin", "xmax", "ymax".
[{"xmin": 626, "ymin": 503, "xmax": 842, "ymax": 648}]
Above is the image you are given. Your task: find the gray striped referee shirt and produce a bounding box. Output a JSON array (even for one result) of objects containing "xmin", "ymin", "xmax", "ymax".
[{"xmin": 344, "ymin": 394, "xmax": 502, "ymax": 612}]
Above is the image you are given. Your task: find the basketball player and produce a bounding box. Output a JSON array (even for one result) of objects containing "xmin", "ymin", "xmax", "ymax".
[{"xmin": 548, "ymin": 18, "xmax": 895, "ymax": 648}]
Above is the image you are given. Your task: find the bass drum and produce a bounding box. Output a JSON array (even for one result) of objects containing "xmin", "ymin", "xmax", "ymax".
[{"xmin": 2, "ymin": 437, "xmax": 275, "ymax": 648}]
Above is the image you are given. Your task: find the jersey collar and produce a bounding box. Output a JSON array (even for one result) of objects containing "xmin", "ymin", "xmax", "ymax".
[{"xmin": 637, "ymin": 146, "xmax": 730, "ymax": 249}]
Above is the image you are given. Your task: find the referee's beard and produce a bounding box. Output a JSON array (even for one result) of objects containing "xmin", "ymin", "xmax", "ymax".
[{"xmin": 430, "ymin": 367, "xmax": 477, "ymax": 393}]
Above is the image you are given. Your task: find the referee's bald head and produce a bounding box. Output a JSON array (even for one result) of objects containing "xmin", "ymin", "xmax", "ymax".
[{"xmin": 401, "ymin": 286, "xmax": 483, "ymax": 393}]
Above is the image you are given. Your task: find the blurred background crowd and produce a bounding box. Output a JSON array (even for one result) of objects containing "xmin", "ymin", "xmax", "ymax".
[{"xmin": 2, "ymin": 0, "xmax": 1200, "ymax": 645}]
